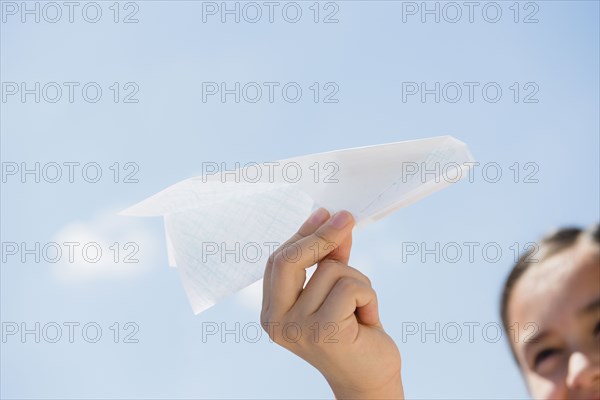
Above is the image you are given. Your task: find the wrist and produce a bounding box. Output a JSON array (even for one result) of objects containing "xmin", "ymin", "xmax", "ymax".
[{"xmin": 326, "ymin": 369, "xmax": 404, "ymax": 400}]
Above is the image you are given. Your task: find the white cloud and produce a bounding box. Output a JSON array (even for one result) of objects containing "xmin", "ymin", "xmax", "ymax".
[{"xmin": 50, "ymin": 209, "xmax": 161, "ymax": 283}]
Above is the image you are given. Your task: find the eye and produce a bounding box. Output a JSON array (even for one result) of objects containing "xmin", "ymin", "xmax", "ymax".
[{"xmin": 534, "ymin": 348, "xmax": 560, "ymax": 369}]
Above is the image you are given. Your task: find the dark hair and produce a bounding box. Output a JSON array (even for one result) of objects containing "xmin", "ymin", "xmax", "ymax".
[{"xmin": 500, "ymin": 224, "xmax": 600, "ymax": 361}]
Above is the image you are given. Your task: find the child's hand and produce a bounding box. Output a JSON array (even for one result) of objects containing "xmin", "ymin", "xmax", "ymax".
[{"xmin": 261, "ymin": 208, "xmax": 404, "ymax": 399}]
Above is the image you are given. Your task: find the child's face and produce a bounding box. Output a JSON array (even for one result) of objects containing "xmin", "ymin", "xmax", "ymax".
[{"xmin": 508, "ymin": 238, "xmax": 600, "ymax": 399}]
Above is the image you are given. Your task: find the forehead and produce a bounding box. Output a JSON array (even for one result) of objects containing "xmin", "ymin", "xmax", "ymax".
[{"xmin": 509, "ymin": 241, "xmax": 600, "ymax": 329}]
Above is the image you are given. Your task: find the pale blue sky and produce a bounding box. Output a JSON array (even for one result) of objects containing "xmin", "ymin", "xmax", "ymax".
[{"xmin": 1, "ymin": 1, "xmax": 599, "ymax": 399}]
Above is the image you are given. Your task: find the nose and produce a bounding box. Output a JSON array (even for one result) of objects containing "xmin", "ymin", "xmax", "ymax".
[{"xmin": 565, "ymin": 351, "xmax": 600, "ymax": 392}]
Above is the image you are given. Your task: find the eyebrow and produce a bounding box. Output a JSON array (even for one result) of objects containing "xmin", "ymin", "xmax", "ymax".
[{"xmin": 523, "ymin": 330, "xmax": 549, "ymax": 349}]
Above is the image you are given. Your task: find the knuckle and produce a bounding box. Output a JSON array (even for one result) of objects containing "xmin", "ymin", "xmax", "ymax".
[
  {"xmin": 336, "ymin": 276, "xmax": 360, "ymax": 293},
  {"xmin": 362, "ymin": 274, "xmax": 372, "ymax": 287},
  {"xmin": 369, "ymin": 286, "xmax": 378, "ymax": 299}
]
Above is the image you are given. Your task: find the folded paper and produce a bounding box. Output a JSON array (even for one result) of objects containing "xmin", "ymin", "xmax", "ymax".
[{"xmin": 120, "ymin": 135, "xmax": 475, "ymax": 314}]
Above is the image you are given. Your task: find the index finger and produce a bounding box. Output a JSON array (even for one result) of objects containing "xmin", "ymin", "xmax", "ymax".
[{"xmin": 262, "ymin": 207, "xmax": 330, "ymax": 312}]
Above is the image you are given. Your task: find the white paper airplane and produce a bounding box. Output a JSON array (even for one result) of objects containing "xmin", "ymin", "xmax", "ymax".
[{"xmin": 120, "ymin": 135, "xmax": 475, "ymax": 314}]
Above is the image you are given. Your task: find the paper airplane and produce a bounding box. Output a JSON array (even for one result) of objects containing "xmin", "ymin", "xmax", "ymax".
[{"xmin": 120, "ymin": 135, "xmax": 474, "ymax": 314}]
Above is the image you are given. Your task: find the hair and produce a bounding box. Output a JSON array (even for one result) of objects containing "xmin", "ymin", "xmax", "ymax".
[{"xmin": 500, "ymin": 223, "xmax": 600, "ymax": 361}]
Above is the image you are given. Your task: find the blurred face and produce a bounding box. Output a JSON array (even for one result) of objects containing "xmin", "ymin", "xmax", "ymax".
[{"xmin": 508, "ymin": 237, "xmax": 600, "ymax": 399}]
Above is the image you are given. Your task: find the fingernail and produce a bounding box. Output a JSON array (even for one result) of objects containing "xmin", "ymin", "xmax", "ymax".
[
  {"xmin": 308, "ymin": 208, "xmax": 329, "ymax": 225},
  {"xmin": 328, "ymin": 211, "xmax": 353, "ymax": 229}
]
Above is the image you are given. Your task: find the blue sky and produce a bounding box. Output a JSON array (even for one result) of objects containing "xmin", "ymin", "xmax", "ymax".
[{"xmin": 1, "ymin": 1, "xmax": 599, "ymax": 398}]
